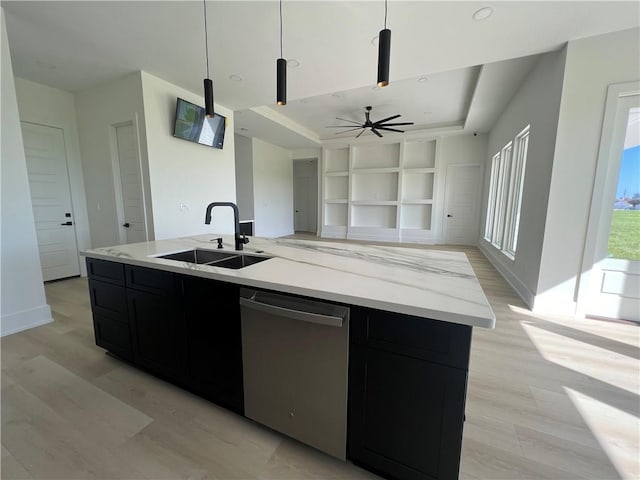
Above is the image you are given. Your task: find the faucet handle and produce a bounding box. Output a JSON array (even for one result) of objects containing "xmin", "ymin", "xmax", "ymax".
[{"xmin": 240, "ymin": 234, "xmax": 250, "ymax": 245}]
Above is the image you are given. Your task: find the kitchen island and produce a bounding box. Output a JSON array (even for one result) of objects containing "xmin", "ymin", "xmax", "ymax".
[{"xmin": 83, "ymin": 234, "xmax": 495, "ymax": 480}]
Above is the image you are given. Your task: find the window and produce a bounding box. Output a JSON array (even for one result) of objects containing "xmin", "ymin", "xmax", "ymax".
[{"xmin": 484, "ymin": 126, "xmax": 530, "ymax": 258}]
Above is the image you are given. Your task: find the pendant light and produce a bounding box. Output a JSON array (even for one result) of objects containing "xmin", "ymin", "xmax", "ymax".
[
  {"xmin": 203, "ymin": 0, "xmax": 214, "ymax": 117},
  {"xmin": 276, "ymin": 0, "xmax": 287, "ymax": 105},
  {"xmin": 377, "ymin": 0, "xmax": 391, "ymax": 87}
]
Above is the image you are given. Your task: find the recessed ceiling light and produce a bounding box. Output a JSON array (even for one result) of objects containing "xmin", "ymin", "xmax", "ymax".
[
  {"xmin": 472, "ymin": 6, "xmax": 493, "ymax": 21},
  {"xmin": 229, "ymin": 74, "xmax": 243, "ymax": 82},
  {"xmin": 418, "ymin": 76, "xmax": 428, "ymax": 83},
  {"xmin": 371, "ymin": 35, "xmax": 378, "ymax": 46},
  {"xmin": 287, "ymin": 59, "xmax": 300, "ymax": 68}
]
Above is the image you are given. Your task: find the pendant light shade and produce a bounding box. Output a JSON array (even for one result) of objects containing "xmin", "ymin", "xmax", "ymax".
[
  {"xmin": 377, "ymin": 28, "xmax": 391, "ymax": 87},
  {"xmin": 204, "ymin": 78, "xmax": 214, "ymax": 117},
  {"xmin": 277, "ymin": 58, "xmax": 287, "ymax": 105},
  {"xmin": 203, "ymin": 0, "xmax": 214, "ymax": 117}
]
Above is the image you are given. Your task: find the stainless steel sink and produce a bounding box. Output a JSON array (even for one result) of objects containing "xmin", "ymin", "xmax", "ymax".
[
  {"xmin": 158, "ymin": 249, "xmax": 236, "ymax": 264},
  {"xmin": 156, "ymin": 249, "xmax": 272, "ymax": 269},
  {"xmin": 211, "ymin": 254, "xmax": 272, "ymax": 269}
]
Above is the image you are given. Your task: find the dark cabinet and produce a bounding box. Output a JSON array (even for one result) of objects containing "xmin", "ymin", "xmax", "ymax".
[
  {"xmin": 183, "ymin": 276, "xmax": 243, "ymax": 413},
  {"xmin": 86, "ymin": 259, "xmax": 243, "ymax": 414},
  {"xmin": 348, "ymin": 307, "xmax": 471, "ymax": 480}
]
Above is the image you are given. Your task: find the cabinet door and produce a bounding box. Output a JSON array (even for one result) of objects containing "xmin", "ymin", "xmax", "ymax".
[
  {"xmin": 183, "ymin": 276, "xmax": 243, "ymax": 413},
  {"xmin": 128, "ymin": 289, "xmax": 185, "ymax": 382},
  {"xmin": 348, "ymin": 345, "xmax": 468, "ymax": 480},
  {"xmin": 88, "ymin": 279, "xmax": 132, "ymax": 360}
]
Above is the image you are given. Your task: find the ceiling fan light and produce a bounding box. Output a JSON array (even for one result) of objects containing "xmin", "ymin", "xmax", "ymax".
[
  {"xmin": 204, "ymin": 78, "xmax": 214, "ymax": 117},
  {"xmin": 277, "ymin": 58, "xmax": 287, "ymax": 105},
  {"xmin": 377, "ymin": 28, "xmax": 391, "ymax": 87}
]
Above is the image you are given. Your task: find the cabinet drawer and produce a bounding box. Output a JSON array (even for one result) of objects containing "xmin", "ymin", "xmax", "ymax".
[
  {"xmin": 88, "ymin": 279, "xmax": 128, "ymax": 321},
  {"xmin": 93, "ymin": 314, "xmax": 132, "ymax": 360},
  {"xmin": 86, "ymin": 258, "xmax": 125, "ymax": 285},
  {"xmin": 125, "ymin": 264, "xmax": 178, "ymax": 296},
  {"xmin": 350, "ymin": 307, "xmax": 471, "ymax": 370}
]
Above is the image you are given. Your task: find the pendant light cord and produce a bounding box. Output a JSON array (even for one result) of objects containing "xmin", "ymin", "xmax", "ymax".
[
  {"xmin": 279, "ymin": 0, "xmax": 283, "ymax": 58},
  {"xmin": 203, "ymin": 0, "xmax": 210, "ymax": 78},
  {"xmin": 384, "ymin": 0, "xmax": 387, "ymax": 29}
]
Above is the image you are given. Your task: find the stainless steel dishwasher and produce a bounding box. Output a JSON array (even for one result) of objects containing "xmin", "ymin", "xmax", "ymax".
[{"xmin": 240, "ymin": 288, "xmax": 349, "ymax": 460}]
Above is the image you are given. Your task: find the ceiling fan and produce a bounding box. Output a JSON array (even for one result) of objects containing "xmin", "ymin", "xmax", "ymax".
[{"xmin": 326, "ymin": 106, "xmax": 414, "ymax": 138}]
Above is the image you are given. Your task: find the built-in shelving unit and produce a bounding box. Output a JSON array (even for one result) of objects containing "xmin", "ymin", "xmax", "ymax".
[{"xmin": 321, "ymin": 138, "xmax": 438, "ymax": 242}]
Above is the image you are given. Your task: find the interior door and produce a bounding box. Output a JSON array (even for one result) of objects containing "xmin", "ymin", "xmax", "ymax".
[
  {"xmin": 586, "ymin": 92, "xmax": 640, "ymax": 322},
  {"xmin": 294, "ymin": 175, "xmax": 310, "ymax": 232},
  {"xmin": 114, "ymin": 123, "xmax": 147, "ymax": 244},
  {"xmin": 442, "ymin": 164, "xmax": 481, "ymax": 245},
  {"xmin": 21, "ymin": 122, "xmax": 80, "ymax": 281}
]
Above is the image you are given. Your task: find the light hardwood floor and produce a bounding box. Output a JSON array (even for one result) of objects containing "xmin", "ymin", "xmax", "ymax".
[{"xmin": 2, "ymin": 239, "xmax": 639, "ymax": 479}]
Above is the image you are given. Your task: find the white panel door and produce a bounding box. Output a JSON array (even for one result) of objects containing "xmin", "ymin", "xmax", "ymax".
[
  {"xmin": 442, "ymin": 164, "xmax": 481, "ymax": 245},
  {"xmin": 586, "ymin": 92, "xmax": 640, "ymax": 322},
  {"xmin": 294, "ymin": 176, "xmax": 310, "ymax": 232},
  {"xmin": 21, "ymin": 122, "xmax": 80, "ymax": 281},
  {"xmin": 114, "ymin": 123, "xmax": 147, "ymax": 244}
]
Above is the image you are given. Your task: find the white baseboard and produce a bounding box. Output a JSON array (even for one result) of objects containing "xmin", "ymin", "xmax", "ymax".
[
  {"xmin": 478, "ymin": 242, "xmax": 535, "ymax": 308},
  {"xmin": 1, "ymin": 304, "xmax": 53, "ymax": 337}
]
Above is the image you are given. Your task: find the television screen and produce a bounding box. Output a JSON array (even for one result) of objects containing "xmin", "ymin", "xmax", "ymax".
[{"xmin": 173, "ymin": 97, "xmax": 226, "ymax": 149}]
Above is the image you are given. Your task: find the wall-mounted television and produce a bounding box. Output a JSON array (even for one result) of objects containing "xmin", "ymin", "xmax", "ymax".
[{"xmin": 173, "ymin": 97, "xmax": 226, "ymax": 149}]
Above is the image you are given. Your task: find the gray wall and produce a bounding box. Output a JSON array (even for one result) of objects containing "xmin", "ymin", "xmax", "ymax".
[
  {"xmin": 535, "ymin": 27, "xmax": 640, "ymax": 313},
  {"xmin": 0, "ymin": 8, "xmax": 51, "ymax": 336},
  {"xmin": 479, "ymin": 48, "xmax": 568, "ymax": 305}
]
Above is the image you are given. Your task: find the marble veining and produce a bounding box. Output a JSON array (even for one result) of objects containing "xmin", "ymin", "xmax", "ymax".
[{"xmin": 82, "ymin": 234, "xmax": 495, "ymax": 328}]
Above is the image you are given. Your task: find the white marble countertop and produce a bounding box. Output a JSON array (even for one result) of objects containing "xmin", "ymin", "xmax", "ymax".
[{"xmin": 82, "ymin": 234, "xmax": 495, "ymax": 329}]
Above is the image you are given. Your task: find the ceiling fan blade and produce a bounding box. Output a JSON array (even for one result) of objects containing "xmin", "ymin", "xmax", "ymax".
[
  {"xmin": 332, "ymin": 127, "xmax": 365, "ymax": 134},
  {"xmin": 376, "ymin": 122, "xmax": 414, "ymax": 127},
  {"xmin": 335, "ymin": 117, "xmax": 363, "ymax": 125},
  {"xmin": 373, "ymin": 114, "xmax": 401, "ymax": 124},
  {"xmin": 371, "ymin": 128, "xmax": 383, "ymax": 138},
  {"xmin": 376, "ymin": 127, "xmax": 405, "ymax": 133},
  {"xmin": 355, "ymin": 129, "xmax": 366, "ymax": 139},
  {"xmin": 325, "ymin": 126, "xmax": 363, "ymax": 129}
]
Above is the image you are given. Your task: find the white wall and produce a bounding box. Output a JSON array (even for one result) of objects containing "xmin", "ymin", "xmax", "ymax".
[
  {"xmin": 235, "ymin": 134, "xmax": 254, "ymax": 221},
  {"xmin": 535, "ymin": 27, "xmax": 640, "ymax": 313},
  {"xmin": 478, "ymin": 49, "xmax": 567, "ymax": 306},
  {"xmin": 75, "ymin": 72, "xmax": 152, "ymax": 248},
  {"xmin": 140, "ymin": 71, "xmax": 236, "ymax": 239},
  {"xmin": 252, "ymin": 138, "xmax": 294, "ymax": 237},
  {"xmin": 14, "ymin": 78, "xmax": 92, "ymax": 275},
  {"xmin": 0, "ymin": 9, "xmax": 52, "ymax": 336}
]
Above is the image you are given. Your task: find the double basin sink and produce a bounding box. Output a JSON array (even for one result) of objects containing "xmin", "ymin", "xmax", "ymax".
[{"xmin": 156, "ymin": 248, "xmax": 272, "ymax": 269}]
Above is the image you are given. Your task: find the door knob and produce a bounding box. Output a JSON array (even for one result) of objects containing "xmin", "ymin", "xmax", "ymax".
[
  {"xmin": 447, "ymin": 214, "xmax": 453, "ymax": 218},
  {"xmin": 122, "ymin": 222, "xmax": 130, "ymax": 228},
  {"xmin": 60, "ymin": 221, "xmax": 73, "ymax": 226}
]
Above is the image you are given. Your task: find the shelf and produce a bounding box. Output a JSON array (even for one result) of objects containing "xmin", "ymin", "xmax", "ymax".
[
  {"xmin": 325, "ymin": 176, "xmax": 348, "ymax": 201},
  {"xmin": 324, "ymin": 203, "xmax": 348, "ymax": 227},
  {"xmin": 402, "ymin": 172, "xmax": 434, "ymax": 201},
  {"xmin": 351, "ymin": 167, "xmax": 399, "ymax": 174},
  {"xmin": 404, "ymin": 139, "xmax": 436, "ymax": 168},
  {"xmin": 351, "ymin": 205, "xmax": 397, "ymax": 228},
  {"xmin": 325, "ymin": 171, "xmax": 349, "ymax": 177},
  {"xmin": 325, "ymin": 199, "xmax": 348, "ymax": 204},
  {"xmin": 352, "ymin": 172, "xmax": 398, "ymax": 201},
  {"xmin": 352, "ymin": 200, "xmax": 398, "ymax": 206},
  {"xmin": 403, "ymin": 167, "xmax": 435, "ymax": 173},
  {"xmin": 325, "ymin": 147, "xmax": 349, "ymax": 172},
  {"xmin": 400, "ymin": 204, "xmax": 432, "ymax": 230},
  {"xmin": 352, "ymin": 143, "xmax": 400, "ymax": 169},
  {"xmin": 402, "ymin": 199, "xmax": 433, "ymax": 205}
]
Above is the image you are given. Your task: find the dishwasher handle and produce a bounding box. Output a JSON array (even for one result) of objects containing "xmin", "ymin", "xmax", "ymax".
[{"xmin": 240, "ymin": 290, "xmax": 347, "ymax": 327}]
